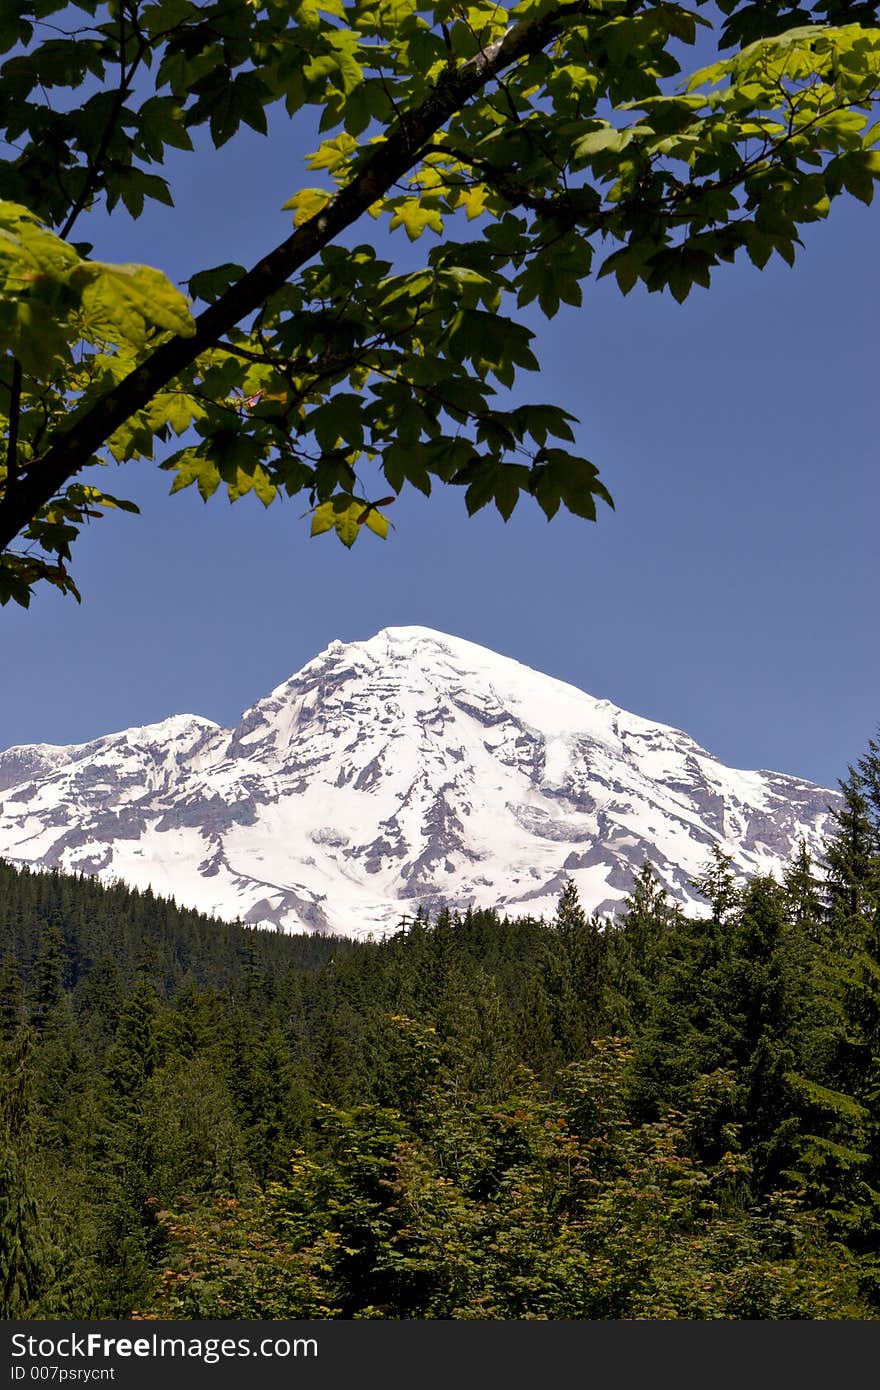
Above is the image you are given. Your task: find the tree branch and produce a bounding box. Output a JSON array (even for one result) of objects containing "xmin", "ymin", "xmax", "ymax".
[
  {"xmin": 4, "ymin": 359, "xmax": 22, "ymax": 489},
  {"xmin": 0, "ymin": 0, "xmax": 591, "ymax": 555},
  {"xmin": 59, "ymin": 14, "xmax": 149, "ymax": 241}
]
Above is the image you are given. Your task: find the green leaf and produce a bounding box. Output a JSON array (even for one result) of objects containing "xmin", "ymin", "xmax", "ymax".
[
  {"xmin": 165, "ymin": 451, "xmax": 222, "ymax": 501},
  {"xmin": 311, "ymin": 500, "xmax": 336, "ymax": 536},
  {"xmin": 161, "ymin": 391, "xmax": 205, "ymax": 435},
  {"xmin": 493, "ymin": 469, "xmax": 521, "ymax": 521},
  {"xmin": 137, "ymin": 95, "xmax": 193, "ymax": 154},
  {"xmin": 188, "ymin": 263, "xmax": 245, "ymax": 304},
  {"xmin": 4, "ymin": 297, "xmax": 71, "ymax": 376},
  {"xmin": 332, "ymin": 498, "xmax": 363, "ymax": 548},
  {"xmin": 597, "ymin": 247, "xmax": 644, "ymax": 296},
  {"xmin": 389, "ymin": 199, "xmax": 444, "ymax": 241},
  {"xmin": 530, "ymin": 449, "xmax": 613, "ymax": 523},
  {"xmin": 76, "ymin": 262, "xmax": 195, "ymax": 345},
  {"xmin": 363, "ymin": 508, "xmax": 389, "ymax": 539},
  {"xmin": 574, "ymin": 126, "xmax": 632, "ymax": 159},
  {"xmin": 66, "ymin": 484, "xmax": 140, "ymax": 516},
  {"xmin": 307, "ymin": 132, "xmax": 359, "ymax": 175},
  {"xmin": 251, "ymin": 465, "xmax": 277, "ymax": 508},
  {"xmin": 226, "ymin": 467, "xmax": 255, "ymax": 501},
  {"xmin": 840, "ymin": 151, "xmax": 877, "ymax": 205},
  {"xmin": 283, "ymin": 187, "xmax": 333, "ymax": 226}
]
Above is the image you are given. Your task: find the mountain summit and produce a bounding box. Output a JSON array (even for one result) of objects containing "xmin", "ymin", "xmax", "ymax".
[{"xmin": 0, "ymin": 627, "xmax": 836, "ymax": 935}]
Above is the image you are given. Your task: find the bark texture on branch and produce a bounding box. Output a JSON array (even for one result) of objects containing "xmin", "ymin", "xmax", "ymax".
[{"xmin": 0, "ymin": 2, "xmax": 588, "ymax": 554}]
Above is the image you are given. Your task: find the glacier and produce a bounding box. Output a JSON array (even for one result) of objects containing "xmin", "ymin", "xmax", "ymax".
[{"xmin": 0, "ymin": 626, "xmax": 837, "ymax": 936}]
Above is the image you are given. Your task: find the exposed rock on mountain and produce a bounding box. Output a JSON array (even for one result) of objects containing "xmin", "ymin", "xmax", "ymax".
[{"xmin": 0, "ymin": 628, "xmax": 837, "ymax": 935}]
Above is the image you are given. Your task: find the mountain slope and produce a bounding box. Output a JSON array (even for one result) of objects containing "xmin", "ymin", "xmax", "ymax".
[{"xmin": 0, "ymin": 627, "xmax": 836, "ymax": 935}]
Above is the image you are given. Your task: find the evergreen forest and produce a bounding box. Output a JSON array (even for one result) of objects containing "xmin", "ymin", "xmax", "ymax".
[{"xmin": 2, "ymin": 735, "xmax": 879, "ymax": 1320}]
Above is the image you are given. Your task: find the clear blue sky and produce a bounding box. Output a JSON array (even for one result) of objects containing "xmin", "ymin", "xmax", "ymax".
[{"xmin": 3, "ymin": 93, "xmax": 877, "ymax": 792}]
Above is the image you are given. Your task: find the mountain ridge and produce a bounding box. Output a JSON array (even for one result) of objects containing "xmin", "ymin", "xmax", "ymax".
[{"xmin": 0, "ymin": 627, "xmax": 837, "ymax": 935}]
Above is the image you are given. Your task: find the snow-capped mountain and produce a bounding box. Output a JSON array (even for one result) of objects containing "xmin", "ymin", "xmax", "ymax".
[{"xmin": 0, "ymin": 627, "xmax": 837, "ymax": 936}]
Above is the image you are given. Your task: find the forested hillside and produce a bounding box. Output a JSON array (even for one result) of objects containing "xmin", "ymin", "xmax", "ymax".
[{"xmin": 1, "ymin": 736, "xmax": 879, "ymax": 1319}]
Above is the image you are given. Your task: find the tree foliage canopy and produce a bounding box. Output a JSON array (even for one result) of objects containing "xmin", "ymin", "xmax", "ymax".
[
  {"xmin": 2, "ymin": 749, "xmax": 880, "ymax": 1320},
  {"xmin": 1, "ymin": 0, "xmax": 878, "ymax": 604}
]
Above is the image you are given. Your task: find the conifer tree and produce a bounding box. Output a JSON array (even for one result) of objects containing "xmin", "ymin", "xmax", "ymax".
[
  {"xmin": 241, "ymin": 933, "xmax": 269, "ymax": 1008},
  {"xmin": 546, "ymin": 878, "xmax": 608, "ymax": 1055},
  {"xmin": 607, "ymin": 861, "xmax": 679, "ymax": 1032},
  {"xmin": 74, "ymin": 954, "xmax": 125, "ymax": 1052},
  {"xmin": 692, "ymin": 844, "xmax": 740, "ymax": 926},
  {"xmin": 5, "ymin": 832, "xmax": 880, "ymax": 1317},
  {"xmin": 0, "ymin": 1029, "xmax": 53, "ymax": 1316},
  {"xmin": 786, "ymin": 739, "xmax": 880, "ymax": 1298},
  {"xmin": 0, "ymin": 956, "xmax": 24, "ymax": 1042},
  {"xmin": 823, "ymin": 768, "xmax": 879, "ymax": 935},
  {"xmin": 30, "ymin": 925, "xmax": 65, "ymax": 1031},
  {"xmin": 435, "ymin": 964, "xmax": 519, "ymax": 1100},
  {"xmin": 784, "ymin": 840, "xmax": 826, "ymax": 941},
  {"xmin": 234, "ymin": 1019, "xmax": 310, "ymax": 1183},
  {"xmin": 724, "ymin": 877, "xmax": 806, "ymax": 1189},
  {"xmin": 105, "ymin": 979, "xmax": 161, "ymax": 1102},
  {"xmin": 857, "ymin": 732, "xmax": 880, "ymax": 839},
  {"xmin": 0, "ymin": 1136, "xmax": 46, "ymax": 1317},
  {"xmin": 95, "ymin": 980, "xmax": 167, "ymax": 1314},
  {"xmin": 631, "ymin": 870, "xmax": 806, "ymax": 1167},
  {"xmin": 555, "ymin": 878, "xmax": 588, "ymax": 936},
  {"xmin": 517, "ymin": 972, "xmax": 558, "ymax": 1080}
]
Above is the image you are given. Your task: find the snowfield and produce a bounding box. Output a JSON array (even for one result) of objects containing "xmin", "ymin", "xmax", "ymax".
[{"xmin": 0, "ymin": 627, "xmax": 837, "ymax": 936}]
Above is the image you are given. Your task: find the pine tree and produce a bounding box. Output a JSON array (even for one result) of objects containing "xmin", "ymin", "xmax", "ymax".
[
  {"xmin": 788, "ymin": 738, "xmax": 880, "ymax": 1299},
  {"xmin": 857, "ymin": 732, "xmax": 880, "ymax": 837},
  {"xmin": 0, "ymin": 956, "xmax": 24, "ymax": 1042},
  {"xmin": 783, "ymin": 840, "xmax": 825, "ymax": 942},
  {"xmin": 0, "ymin": 1136, "xmax": 46, "ymax": 1317},
  {"xmin": 517, "ymin": 972, "xmax": 558, "ymax": 1080},
  {"xmin": 554, "ymin": 877, "xmax": 588, "ymax": 936},
  {"xmin": 630, "ymin": 872, "xmax": 807, "ymax": 1172},
  {"xmin": 823, "ymin": 768, "xmax": 879, "ymax": 935},
  {"xmin": 435, "ymin": 964, "xmax": 519, "ymax": 1100},
  {"xmin": 241, "ymin": 932, "xmax": 269, "ymax": 1007},
  {"xmin": 546, "ymin": 878, "xmax": 608, "ymax": 1056},
  {"xmin": 607, "ymin": 860, "xmax": 679, "ymax": 1032},
  {"xmin": 95, "ymin": 979, "xmax": 166, "ymax": 1314},
  {"xmin": 0, "ymin": 1031, "xmax": 50, "ymax": 1316},
  {"xmin": 105, "ymin": 979, "xmax": 160, "ymax": 1102},
  {"xmin": 234, "ymin": 1020, "xmax": 310, "ymax": 1183},
  {"xmin": 74, "ymin": 954, "xmax": 124, "ymax": 1052},
  {"xmin": 691, "ymin": 844, "xmax": 740, "ymax": 925},
  {"xmin": 30, "ymin": 925, "xmax": 65, "ymax": 1031},
  {"xmin": 724, "ymin": 877, "xmax": 806, "ymax": 1189}
]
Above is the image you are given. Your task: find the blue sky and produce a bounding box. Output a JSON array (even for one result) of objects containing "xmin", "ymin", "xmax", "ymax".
[{"xmin": 3, "ymin": 90, "xmax": 878, "ymax": 792}]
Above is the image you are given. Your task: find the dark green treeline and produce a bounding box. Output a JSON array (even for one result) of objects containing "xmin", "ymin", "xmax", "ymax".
[{"xmin": 1, "ymin": 734, "xmax": 879, "ymax": 1319}]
